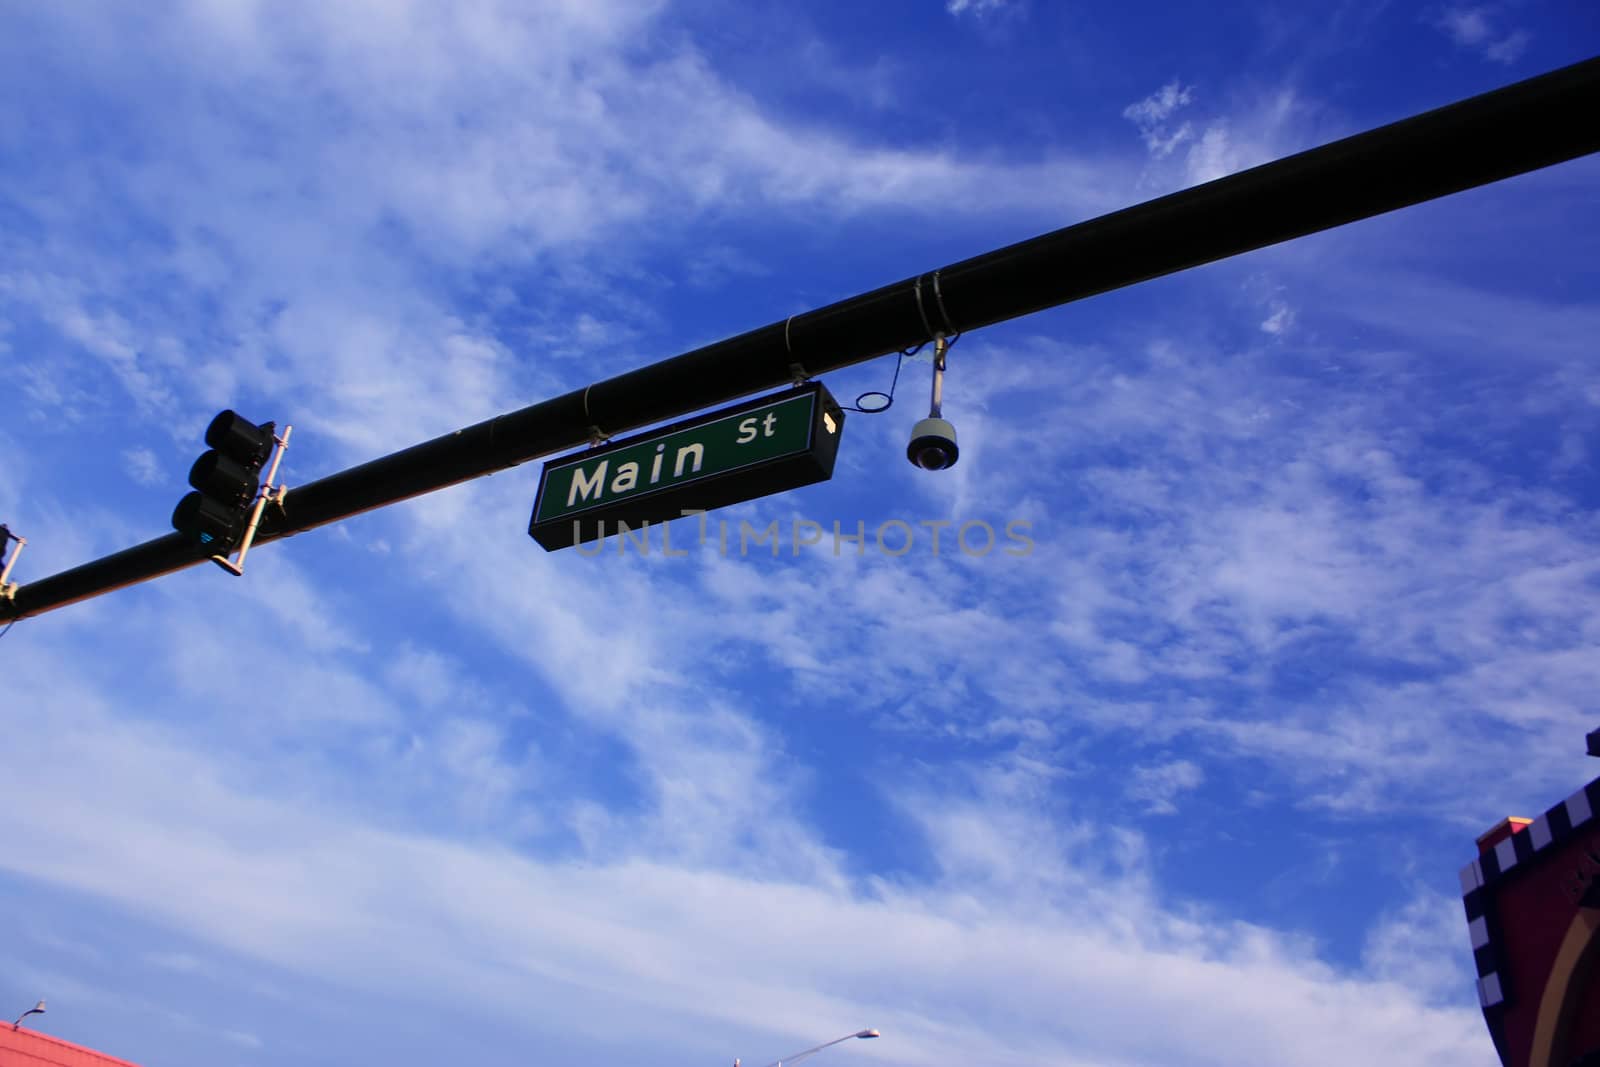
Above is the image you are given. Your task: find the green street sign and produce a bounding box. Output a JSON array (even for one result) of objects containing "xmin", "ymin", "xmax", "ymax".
[{"xmin": 529, "ymin": 382, "xmax": 846, "ymax": 550}]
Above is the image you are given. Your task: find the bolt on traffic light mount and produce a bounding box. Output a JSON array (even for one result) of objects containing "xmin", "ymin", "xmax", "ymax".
[{"xmin": 209, "ymin": 423, "xmax": 292, "ymax": 577}]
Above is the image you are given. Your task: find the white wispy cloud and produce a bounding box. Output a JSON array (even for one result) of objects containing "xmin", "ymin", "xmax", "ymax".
[
  {"xmin": 0, "ymin": 663, "xmax": 1491, "ymax": 1066},
  {"xmin": 1433, "ymin": 6, "xmax": 1532, "ymax": 64},
  {"xmin": 946, "ymin": 0, "xmax": 1013, "ymax": 18},
  {"xmin": 0, "ymin": 272, "xmax": 184, "ymax": 422},
  {"xmin": 121, "ymin": 447, "xmax": 164, "ymax": 487},
  {"xmin": 1128, "ymin": 760, "xmax": 1206, "ymax": 815},
  {"xmin": 1123, "ymin": 80, "xmax": 1323, "ymax": 189},
  {"xmin": 1259, "ymin": 301, "xmax": 1295, "ymax": 335},
  {"xmin": 1123, "ymin": 81, "xmax": 1196, "ymax": 158},
  {"xmin": 1360, "ymin": 888, "xmax": 1479, "ymax": 1004},
  {"xmin": 1181, "ymin": 88, "xmax": 1311, "ymax": 185}
]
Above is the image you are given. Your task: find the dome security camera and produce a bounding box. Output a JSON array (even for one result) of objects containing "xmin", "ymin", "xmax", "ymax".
[
  {"xmin": 907, "ymin": 417, "xmax": 959, "ymax": 470},
  {"xmin": 906, "ymin": 334, "xmax": 959, "ymax": 471}
]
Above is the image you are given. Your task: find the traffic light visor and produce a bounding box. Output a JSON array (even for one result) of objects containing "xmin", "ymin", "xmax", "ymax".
[{"xmin": 204, "ymin": 410, "xmax": 275, "ymax": 467}]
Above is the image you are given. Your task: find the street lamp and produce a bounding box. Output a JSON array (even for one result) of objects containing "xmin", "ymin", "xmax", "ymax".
[
  {"xmin": 743, "ymin": 1028, "xmax": 880, "ymax": 1067},
  {"xmin": 13, "ymin": 1000, "xmax": 45, "ymax": 1029}
]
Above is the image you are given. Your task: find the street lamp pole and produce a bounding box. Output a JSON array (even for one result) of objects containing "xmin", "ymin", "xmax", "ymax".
[{"xmin": 753, "ymin": 1028, "xmax": 880, "ymax": 1067}]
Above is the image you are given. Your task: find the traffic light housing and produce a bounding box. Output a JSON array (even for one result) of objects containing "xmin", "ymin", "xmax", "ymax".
[{"xmin": 171, "ymin": 410, "xmax": 276, "ymax": 550}]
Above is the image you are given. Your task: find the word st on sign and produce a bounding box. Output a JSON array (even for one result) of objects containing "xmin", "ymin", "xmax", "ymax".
[{"xmin": 529, "ymin": 382, "xmax": 846, "ymax": 550}]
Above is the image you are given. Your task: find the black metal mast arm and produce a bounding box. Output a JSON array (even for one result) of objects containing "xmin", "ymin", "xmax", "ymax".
[{"xmin": 5, "ymin": 55, "xmax": 1598, "ymax": 622}]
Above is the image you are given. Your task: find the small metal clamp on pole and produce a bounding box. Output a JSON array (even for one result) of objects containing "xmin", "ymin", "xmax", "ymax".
[
  {"xmin": 581, "ymin": 384, "xmax": 611, "ymax": 448},
  {"xmin": 211, "ymin": 425, "xmax": 292, "ymax": 577},
  {"xmin": 784, "ymin": 313, "xmax": 813, "ymax": 387},
  {"xmin": 0, "ymin": 526, "xmax": 26, "ymax": 600}
]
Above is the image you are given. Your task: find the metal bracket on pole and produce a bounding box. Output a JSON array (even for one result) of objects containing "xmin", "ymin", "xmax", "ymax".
[
  {"xmin": 581, "ymin": 384, "xmax": 611, "ymax": 448},
  {"xmin": 210, "ymin": 425, "xmax": 292, "ymax": 577},
  {"xmin": 0, "ymin": 530, "xmax": 26, "ymax": 601}
]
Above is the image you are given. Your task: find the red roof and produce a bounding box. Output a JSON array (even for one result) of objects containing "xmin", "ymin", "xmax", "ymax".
[{"xmin": 0, "ymin": 1024, "xmax": 142, "ymax": 1067}]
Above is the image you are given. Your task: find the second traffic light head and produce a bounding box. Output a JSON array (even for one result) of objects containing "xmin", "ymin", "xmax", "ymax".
[{"xmin": 188, "ymin": 450, "xmax": 261, "ymax": 504}]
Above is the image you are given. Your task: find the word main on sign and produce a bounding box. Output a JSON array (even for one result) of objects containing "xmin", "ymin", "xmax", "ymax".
[{"xmin": 529, "ymin": 382, "xmax": 846, "ymax": 550}]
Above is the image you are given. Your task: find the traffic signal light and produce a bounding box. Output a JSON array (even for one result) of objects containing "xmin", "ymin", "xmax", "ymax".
[{"xmin": 171, "ymin": 410, "xmax": 276, "ymax": 550}]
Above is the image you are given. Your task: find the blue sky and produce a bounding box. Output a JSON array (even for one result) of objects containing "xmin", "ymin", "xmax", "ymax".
[{"xmin": 2, "ymin": 2, "xmax": 1598, "ymax": 1065}]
